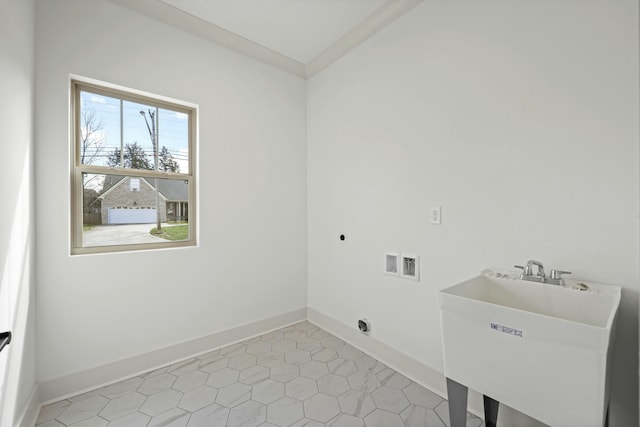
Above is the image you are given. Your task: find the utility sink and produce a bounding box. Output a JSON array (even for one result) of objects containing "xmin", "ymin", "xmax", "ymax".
[{"xmin": 438, "ymin": 271, "xmax": 621, "ymax": 427}]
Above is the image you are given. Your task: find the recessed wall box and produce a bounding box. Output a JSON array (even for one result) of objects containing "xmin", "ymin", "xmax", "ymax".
[
  {"xmin": 385, "ymin": 253, "xmax": 399, "ymax": 275},
  {"xmin": 401, "ymin": 254, "xmax": 420, "ymax": 281}
]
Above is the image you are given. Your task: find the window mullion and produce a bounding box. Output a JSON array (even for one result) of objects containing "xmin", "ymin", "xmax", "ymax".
[{"xmin": 119, "ymin": 99, "xmax": 124, "ymax": 168}]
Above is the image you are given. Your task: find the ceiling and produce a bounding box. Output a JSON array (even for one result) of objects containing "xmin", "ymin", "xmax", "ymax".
[
  {"xmin": 159, "ymin": 0, "xmax": 387, "ymax": 64},
  {"xmin": 110, "ymin": 0, "xmax": 423, "ymax": 78}
]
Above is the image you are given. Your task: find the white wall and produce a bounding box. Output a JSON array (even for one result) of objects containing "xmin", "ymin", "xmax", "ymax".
[
  {"xmin": 35, "ymin": 0, "xmax": 307, "ymax": 382},
  {"xmin": 308, "ymin": 1, "xmax": 639, "ymax": 426},
  {"xmin": 0, "ymin": 0, "xmax": 37, "ymax": 425}
]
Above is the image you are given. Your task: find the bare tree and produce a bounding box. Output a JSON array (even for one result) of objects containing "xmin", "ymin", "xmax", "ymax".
[{"xmin": 80, "ymin": 104, "xmax": 105, "ymax": 165}]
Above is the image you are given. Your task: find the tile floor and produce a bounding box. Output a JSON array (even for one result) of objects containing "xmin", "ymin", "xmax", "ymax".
[{"xmin": 36, "ymin": 321, "xmax": 484, "ymax": 427}]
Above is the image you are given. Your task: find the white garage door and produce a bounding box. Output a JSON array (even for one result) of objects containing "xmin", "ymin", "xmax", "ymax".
[{"xmin": 108, "ymin": 208, "xmax": 157, "ymax": 224}]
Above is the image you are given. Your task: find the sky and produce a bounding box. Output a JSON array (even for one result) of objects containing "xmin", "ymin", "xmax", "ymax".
[{"xmin": 80, "ymin": 90, "xmax": 190, "ymax": 179}]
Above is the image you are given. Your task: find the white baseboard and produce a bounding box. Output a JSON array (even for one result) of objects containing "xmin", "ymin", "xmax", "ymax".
[
  {"xmin": 306, "ymin": 307, "xmax": 485, "ymax": 418},
  {"xmin": 39, "ymin": 308, "xmax": 306, "ymax": 405},
  {"xmin": 35, "ymin": 306, "xmax": 541, "ymax": 427},
  {"xmin": 15, "ymin": 384, "xmax": 39, "ymax": 427},
  {"xmin": 307, "ymin": 308, "xmax": 549, "ymax": 426},
  {"xmin": 307, "ymin": 308, "xmax": 447, "ymax": 394}
]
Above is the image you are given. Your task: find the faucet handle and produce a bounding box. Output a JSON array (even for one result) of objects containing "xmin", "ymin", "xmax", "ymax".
[
  {"xmin": 514, "ymin": 265, "xmax": 527, "ymax": 278},
  {"xmin": 550, "ymin": 269, "xmax": 571, "ymax": 280}
]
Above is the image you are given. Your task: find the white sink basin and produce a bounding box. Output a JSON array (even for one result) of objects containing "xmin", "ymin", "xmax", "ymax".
[{"xmin": 438, "ymin": 271, "xmax": 621, "ymax": 427}]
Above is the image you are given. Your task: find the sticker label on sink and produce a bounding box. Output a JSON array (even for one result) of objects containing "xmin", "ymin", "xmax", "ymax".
[{"xmin": 490, "ymin": 322, "xmax": 523, "ymax": 338}]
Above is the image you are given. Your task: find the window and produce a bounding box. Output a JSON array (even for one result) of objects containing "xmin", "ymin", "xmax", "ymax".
[
  {"xmin": 129, "ymin": 178, "xmax": 140, "ymax": 192},
  {"xmin": 71, "ymin": 79, "xmax": 197, "ymax": 254}
]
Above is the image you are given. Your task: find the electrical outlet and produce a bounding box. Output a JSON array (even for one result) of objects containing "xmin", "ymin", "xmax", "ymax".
[{"xmin": 430, "ymin": 207, "xmax": 441, "ymax": 225}]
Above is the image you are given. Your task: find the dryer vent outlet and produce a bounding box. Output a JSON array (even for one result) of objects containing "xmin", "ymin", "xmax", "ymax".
[{"xmin": 358, "ymin": 319, "xmax": 371, "ymax": 335}]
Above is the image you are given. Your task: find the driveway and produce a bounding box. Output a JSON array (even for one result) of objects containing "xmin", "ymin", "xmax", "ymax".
[{"xmin": 83, "ymin": 223, "xmax": 169, "ymax": 247}]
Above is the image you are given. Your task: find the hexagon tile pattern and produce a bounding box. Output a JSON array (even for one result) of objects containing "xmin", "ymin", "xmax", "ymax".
[{"xmin": 36, "ymin": 321, "xmax": 484, "ymax": 427}]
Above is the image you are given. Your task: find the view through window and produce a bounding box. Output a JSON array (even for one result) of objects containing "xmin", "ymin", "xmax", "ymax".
[{"xmin": 71, "ymin": 80, "xmax": 196, "ymax": 254}]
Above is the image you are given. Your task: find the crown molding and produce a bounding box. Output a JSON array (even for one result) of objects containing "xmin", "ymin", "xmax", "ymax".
[
  {"xmin": 305, "ymin": 0, "xmax": 423, "ymax": 78},
  {"xmin": 109, "ymin": 0, "xmax": 423, "ymax": 80},
  {"xmin": 109, "ymin": 0, "xmax": 307, "ymax": 78}
]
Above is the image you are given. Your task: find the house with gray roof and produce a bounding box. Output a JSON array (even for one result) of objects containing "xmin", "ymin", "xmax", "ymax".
[{"xmin": 97, "ymin": 175, "xmax": 188, "ymax": 225}]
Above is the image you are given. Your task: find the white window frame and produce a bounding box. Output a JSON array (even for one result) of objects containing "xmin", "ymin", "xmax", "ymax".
[
  {"xmin": 129, "ymin": 178, "xmax": 140, "ymax": 192},
  {"xmin": 70, "ymin": 79, "xmax": 197, "ymax": 255}
]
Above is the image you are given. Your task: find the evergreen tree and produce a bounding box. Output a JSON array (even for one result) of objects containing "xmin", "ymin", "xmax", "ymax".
[
  {"xmin": 159, "ymin": 146, "xmax": 180, "ymax": 172},
  {"xmin": 107, "ymin": 142, "xmax": 153, "ymax": 170}
]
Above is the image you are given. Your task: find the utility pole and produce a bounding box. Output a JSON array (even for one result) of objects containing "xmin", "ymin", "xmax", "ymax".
[{"xmin": 140, "ymin": 109, "xmax": 162, "ymax": 233}]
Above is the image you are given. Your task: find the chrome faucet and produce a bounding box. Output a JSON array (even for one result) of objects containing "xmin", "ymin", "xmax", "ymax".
[{"xmin": 515, "ymin": 260, "xmax": 571, "ymax": 286}]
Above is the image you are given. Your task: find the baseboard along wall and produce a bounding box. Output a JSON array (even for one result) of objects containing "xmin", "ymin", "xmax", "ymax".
[
  {"xmin": 32, "ymin": 306, "xmax": 495, "ymax": 426},
  {"xmin": 38, "ymin": 308, "xmax": 307, "ymax": 405}
]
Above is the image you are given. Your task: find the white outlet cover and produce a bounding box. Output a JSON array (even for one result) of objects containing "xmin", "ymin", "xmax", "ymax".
[{"xmin": 430, "ymin": 206, "xmax": 441, "ymax": 225}]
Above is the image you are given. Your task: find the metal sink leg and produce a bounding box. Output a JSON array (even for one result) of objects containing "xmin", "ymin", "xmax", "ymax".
[{"xmin": 446, "ymin": 377, "xmax": 468, "ymax": 427}]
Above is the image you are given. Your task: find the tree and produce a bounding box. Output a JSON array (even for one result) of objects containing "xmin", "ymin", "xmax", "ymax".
[
  {"xmin": 107, "ymin": 142, "xmax": 153, "ymax": 170},
  {"xmin": 82, "ymin": 188, "xmax": 101, "ymax": 224},
  {"xmin": 159, "ymin": 146, "xmax": 180, "ymax": 173},
  {"xmin": 80, "ymin": 104, "xmax": 105, "ymax": 165}
]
